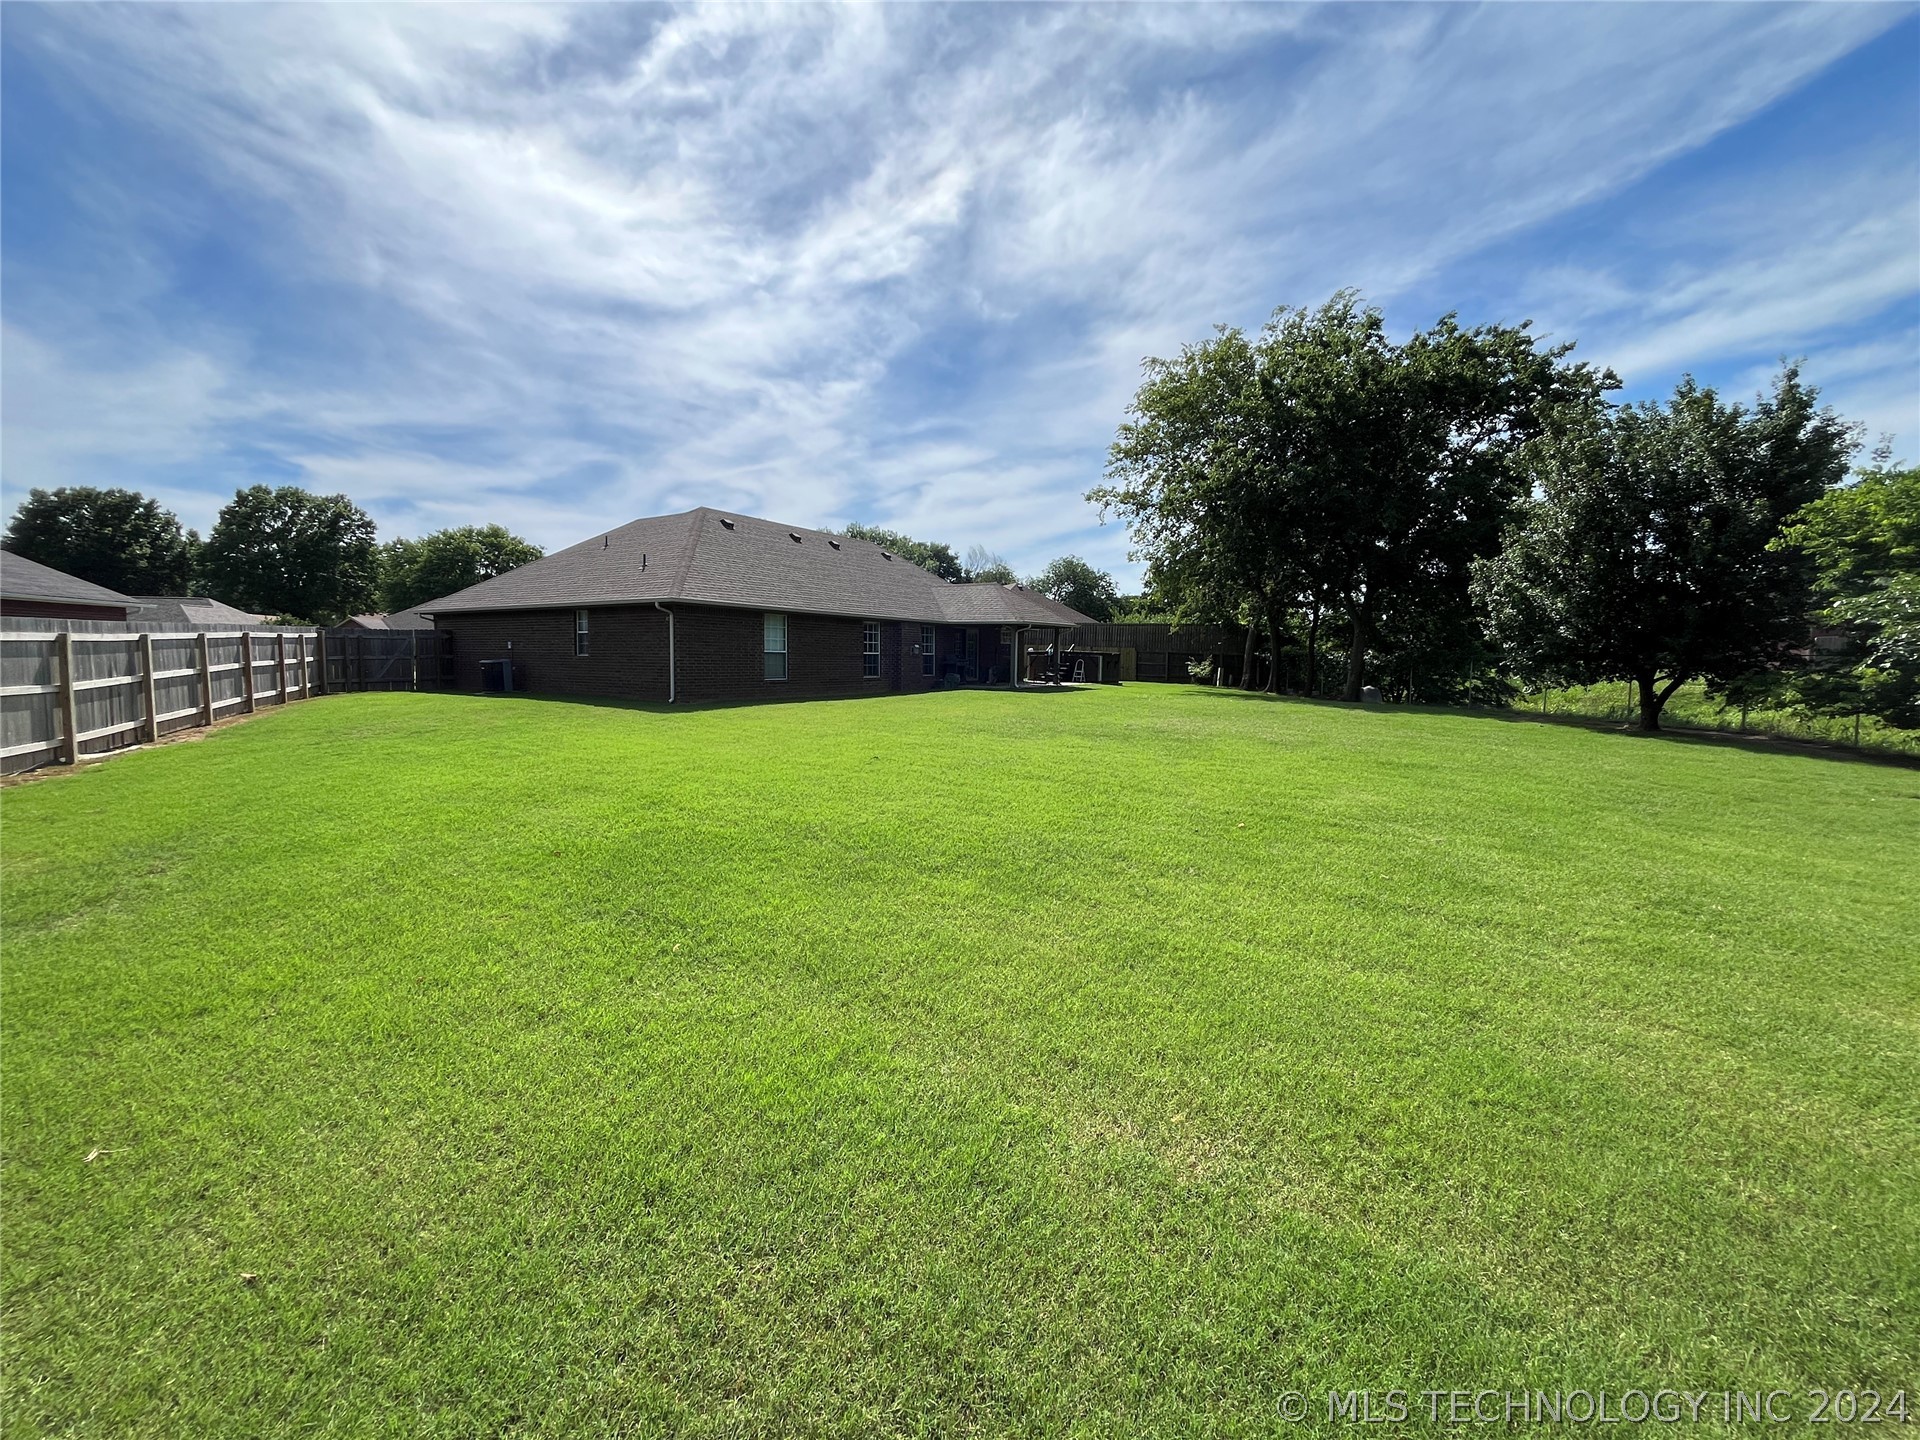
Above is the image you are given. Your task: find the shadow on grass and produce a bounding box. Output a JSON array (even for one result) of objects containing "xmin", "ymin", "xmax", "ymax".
[
  {"xmin": 416, "ymin": 681, "xmax": 1098, "ymax": 718},
  {"xmin": 1183, "ymin": 686, "xmax": 1920, "ymax": 770}
]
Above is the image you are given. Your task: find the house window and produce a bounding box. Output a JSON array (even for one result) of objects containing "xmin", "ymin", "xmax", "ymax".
[
  {"xmin": 863, "ymin": 621, "xmax": 880, "ymax": 678},
  {"xmin": 575, "ymin": 609, "xmax": 590, "ymax": 657},
  {"xmin": 764, "ymin": 611, "xmax": 788, "ymax": 680},
  {"xmin": 921, "ymin": 624, "xmax": 935, "ymax": 677}
]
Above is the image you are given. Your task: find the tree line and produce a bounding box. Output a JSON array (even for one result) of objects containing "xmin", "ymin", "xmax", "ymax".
[
  {"xmin": 3, "ymin": 484, "xmax": 542, "ymax": 625},
  {"xmin": 832, "ymin": 525, "xmax": 1124, "ymax": 622},
  {"xmin": 11, "ymin": 321, "xmax": 1905, "ymax": 738},
  {"xmin": 1088, "ymin": 291, "xmax": 1912, "ymax": 733},
  {"xmin": 1, "ymin": 485, "xmax": 1134, "ymax": 628}
]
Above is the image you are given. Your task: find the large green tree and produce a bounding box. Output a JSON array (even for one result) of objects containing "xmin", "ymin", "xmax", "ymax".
[
  {"xmin": 1029, "ymin": 555, "xmax": 1120, "ymax": 622},
  {"xmin": 3, "ymin": 486, "xmax": 199, "ymax": 594},
  {"xmin": 1307, "ymin": 301, "xmax": 1611, "ymax": 700},
  {"xmin": 1094, "ymin": 294, "xmax": 1608, "ymax": 699},
  {"xmin": 1093, "ymin": 325, "xmax": 1287, "ymax": 686},
  {"xmin": 199, "ymin": 485, "xmax": 380, "ymax": 623},
  {"xmin": 1471, "ymin": 369, "xmax": 1859, "ymax": 731},
  {"xmin": 381, "ymin": 525, "xmax": 543, "ymax": 611},
  {"xmin": 1774, "ymin": 463, "xmax": 1920, "ymax": 729}
]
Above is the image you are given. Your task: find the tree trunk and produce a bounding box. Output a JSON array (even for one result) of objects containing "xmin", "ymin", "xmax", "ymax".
[
  {"xmin": 1240, "ymin": 616, "xmax": 1258, "ymax": 691},
  {"xmin": 1264, "ymin": 600, "xmax": 1285, "ymax": 693},
  {"xmin": 1636, "ymin": 673, "xmax": 1687, "ymax": 732},
  {"xmin": 1342, "ymin": 609, "xmax": 1370, "ymax": 701},
  {"xmin": 1305, "ymin": 609, "xmax": 1320, "ymax": 696}
]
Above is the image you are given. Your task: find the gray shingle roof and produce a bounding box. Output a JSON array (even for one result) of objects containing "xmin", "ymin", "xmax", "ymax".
[
  {"xmin": 129, "ymin": 596, "xmax": 267, "ymax": 629},
  {"xmin": 936, "ymin": 581, "xmax": 1092, "ymax": 627},
  {"xmin": 343, "ymin": 610, "xmax": 437, "ymax": 630},
  {"xmin": 1, "ymin": 551, "xmax": 139, "ymax": 611},
  {"xmin": 417, "ymin": 509, "xmax": 1095, "ymax": 627}
]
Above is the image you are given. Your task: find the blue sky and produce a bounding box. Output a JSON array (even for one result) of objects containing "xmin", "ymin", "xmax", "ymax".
[{"xmin": 4, "ymin": 4, "xmax": 1916, "ymax": 587}]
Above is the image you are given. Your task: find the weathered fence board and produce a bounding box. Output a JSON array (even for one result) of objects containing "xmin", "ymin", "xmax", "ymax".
[
  {"xmin": 1, "ymin": 626, "xmax": 452, "ymax": 775},
  {"xmin": 320, "ymin": 628, "xmax": 454, "ymax": 692}
]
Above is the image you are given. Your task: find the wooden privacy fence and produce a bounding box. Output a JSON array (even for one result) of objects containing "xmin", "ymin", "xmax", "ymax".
[
  {"xmin": 1066, "ymin": 623, "xmax": 1246, "ymax": 682},
  {"xmin": 321, "ymin": 628, "xmax": 454, "ymax": 692},
  {"xmin": 1, "ymin": 627, "xmax": 454, "ymax": 775},
  {"xmin": 2, "ymin": 628, "xmax": 319, "ymax": 774}
]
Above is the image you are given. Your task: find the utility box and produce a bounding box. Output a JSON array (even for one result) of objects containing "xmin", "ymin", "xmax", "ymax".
[{"xmin": 480, "ymin": 659, "xmax": 516, "ymax": 693}]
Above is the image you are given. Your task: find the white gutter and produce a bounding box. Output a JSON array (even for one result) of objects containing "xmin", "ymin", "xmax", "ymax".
[{"xmin": 653, "ymin": 601, "xmax": 675, "ymax": 702}]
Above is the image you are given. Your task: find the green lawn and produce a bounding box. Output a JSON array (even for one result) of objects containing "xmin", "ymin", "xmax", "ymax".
[{"xmin": 3, "ymin": 686, "xmax": 1916, "ymax": 1436}]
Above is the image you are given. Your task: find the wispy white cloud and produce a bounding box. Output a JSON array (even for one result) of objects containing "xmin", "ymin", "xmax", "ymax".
[{"xmin": 2, "ymin": 2, "xmax": 1911, "ymax": 584}]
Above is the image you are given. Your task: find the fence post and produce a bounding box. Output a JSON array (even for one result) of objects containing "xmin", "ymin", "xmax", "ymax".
[
  {"xmin": 196, "ymin": 632, "xmax": 214, "ymax": 724},
  {"xmin": 138, "ymin": 633, "xmax": 159, "ymax": 742},
  {"xmin": 355, "ymin": 633, "xmax": 365, "ymax": 691},
  {"xmin": 276, "ymin": 632, "xmax": 288, "ymax": 703},
  {"xmin": 241, "ymin": 632, "xmax": 257, "ymax": 713},
  {"xmin": 55, "ymin": 632, "xmax": 81, "ymax": 765},
  {"xmin": 299, "ymin": 632, "xmax": 311, "ymax": 699},
  {"xmin": 315, "ymin": 631, "xmax": 329, "ymax": 695}
]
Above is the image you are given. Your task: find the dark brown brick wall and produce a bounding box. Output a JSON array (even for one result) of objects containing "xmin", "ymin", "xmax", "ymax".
[
  {"xmin": 439, "ymin": 604, "xmax": 670, "ymax": 700},
  {"xmin": 438, "ymin": 604, "xmax": 954, "ymax": 703},
  {"xmin": 0, "ymin": 599, "xmax": 135, "ymax": 621},
  {"xmin": 925, "ymin": 624, "xmax": 1014, "ymax": 684}
]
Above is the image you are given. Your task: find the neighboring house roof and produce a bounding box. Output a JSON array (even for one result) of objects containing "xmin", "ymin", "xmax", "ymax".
[
  {"xmin": 343, "ymin": 610, "xmax": 437, "ymax": 630},
  {"xmin": 129, "ymin": 596, "xmax": 267, "ymax": 629},
  {"xmin": 0, "ymin": 551, "xmax": 140, "ymax": 613},
  {"xmin": 417, "ymin": 509, "xmax": 1096, "ymax": 627}
]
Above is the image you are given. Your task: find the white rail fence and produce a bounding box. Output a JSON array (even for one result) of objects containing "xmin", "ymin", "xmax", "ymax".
[{"xmin": 2, "ymin": 629, "xmax": 322, "ymax": 775}]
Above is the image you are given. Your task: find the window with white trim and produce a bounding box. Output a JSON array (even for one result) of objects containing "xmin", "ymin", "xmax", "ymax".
[
  {"xmin": 574, "ymin": 609, "xmax": 590, "ymax": 657},
  {"xmin": 764, "ymin": 611, "xmax": 788, "ymax": 680},
  {"xmin": 862, "ymin": 621, "xmax": 881, "ymax": 678},
  {"xmin": 921, "ymin": 624, "xmax": 935, "ymax": 677}
]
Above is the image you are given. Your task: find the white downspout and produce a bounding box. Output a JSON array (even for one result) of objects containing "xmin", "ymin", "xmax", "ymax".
[{"xmin": 653, "ymin": 602, "xmax": 675, "ymax": 703}]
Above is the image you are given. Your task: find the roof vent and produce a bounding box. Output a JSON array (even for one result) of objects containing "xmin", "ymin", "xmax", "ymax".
[
  {"xmin": 881, "ymin": 551, "xmax": 893, "ymax": 561},
  {"xmin": 789, "ymin": 532, "xmax": 802, "ymax": 543},
  {"xmin": 827, "ymin": 539, "xmax": 841, "ymax": 550},
  {"xmin": 719, "ymin": 518, "xmax": 735, "ymax": 530}
]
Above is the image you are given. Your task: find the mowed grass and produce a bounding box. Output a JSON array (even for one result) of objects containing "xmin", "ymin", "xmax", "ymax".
[{"xmin": 2, "ymin": 685, "xmax": 1916, "ymax": 1437}]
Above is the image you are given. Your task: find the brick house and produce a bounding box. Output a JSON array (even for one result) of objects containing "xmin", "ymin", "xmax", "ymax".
[
  {"xmin": 419, "ymin": 508, "xmax": 1094, "ymax": 704},
  {"xmin": 0, "ymin": 551, "xmax": 141, "ymax": 622}
]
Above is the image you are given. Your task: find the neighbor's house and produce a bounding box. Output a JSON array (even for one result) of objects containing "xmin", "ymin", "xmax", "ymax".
[
  {"xmin": 129, "ymin": 595, "xmax": 267, "ymax": 629},
  {"xmin": 341, "ymin": 610, "xmax": 436, "ymax": 631},
  {"xmin": 0, "ymin": 551, "xmax": 141, "ymax": 622},
  {"xmin": 418, "ymin": 508, "xmax": 1093, "ymax": 703}
]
